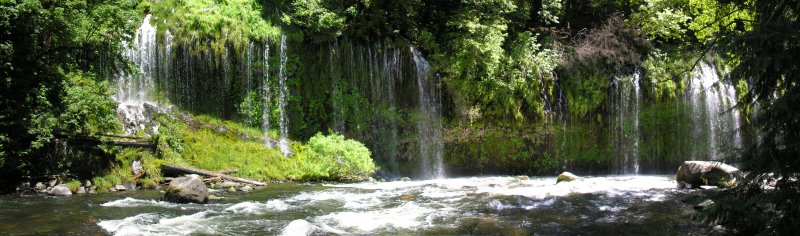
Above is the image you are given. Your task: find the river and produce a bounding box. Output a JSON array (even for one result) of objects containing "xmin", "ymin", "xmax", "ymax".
[{"xmin": 0, "ymin": 175, "xmax": 705, "ymax": 235}]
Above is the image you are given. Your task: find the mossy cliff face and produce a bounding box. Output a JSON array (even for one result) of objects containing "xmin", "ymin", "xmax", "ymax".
[{"xmin": 131, "ymin": 0, "xmax": 754, "ymax": 177}]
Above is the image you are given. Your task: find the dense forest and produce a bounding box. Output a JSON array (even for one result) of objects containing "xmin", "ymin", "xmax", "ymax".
[{"xmin": 1, "ymin": 0, "xmax": 798, "ymax": 233}]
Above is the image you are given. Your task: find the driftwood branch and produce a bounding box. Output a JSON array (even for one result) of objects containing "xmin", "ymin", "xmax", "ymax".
[{"xmin": 161, "ymin": 164, "xmax": 266, "ymax": 186}]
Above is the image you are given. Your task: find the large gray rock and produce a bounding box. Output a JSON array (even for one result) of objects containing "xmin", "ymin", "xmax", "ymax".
[
  {"xmin": 556, "ymin": 172, "xmax": 579, "ymax": 184},
  {"xmin": 48, "ymin": 184, "xmax": 73, "ymax": 196},
  {"xmin": 162, "ymin": 175, "xmax": 209, "ymax": 204},
  {"xmin": 676, "ymin": 161, "xmax": 741, "ymax": 189}
]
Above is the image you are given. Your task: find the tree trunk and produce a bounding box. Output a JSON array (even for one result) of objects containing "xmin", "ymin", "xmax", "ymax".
[{"xmin": 160, "ymin": 164, "xmax": 266, "ymax": 186}]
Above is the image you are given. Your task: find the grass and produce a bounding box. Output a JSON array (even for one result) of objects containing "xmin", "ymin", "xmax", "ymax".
[{"xmin": 103, "ymin": 112, "xmax": 377, "ymax": 187}]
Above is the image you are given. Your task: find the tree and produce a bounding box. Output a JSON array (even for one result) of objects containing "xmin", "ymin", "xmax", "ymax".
[
  {"xmin": 0, "ymin": 0, "xmax": 139, "ymax": 191},
  {"xmin": 703, "ymin": 0, "xmax": 800, "ymax": 233}
]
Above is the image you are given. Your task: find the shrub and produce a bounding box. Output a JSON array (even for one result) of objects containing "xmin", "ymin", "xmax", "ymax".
[
  {"xmin": 300, "ymin": 133, "xmax": 377, "ymax": 181},
  {"xmin": 92, "ymin": 176, "xmax": 111, "ymax": 193},
  {"xmin": 66, "ymin": 179, "xmax": 82, "ymax": 193},
  {"xmin": 104, "ymin": 174, "xmax": 122, "ymax": 186}
]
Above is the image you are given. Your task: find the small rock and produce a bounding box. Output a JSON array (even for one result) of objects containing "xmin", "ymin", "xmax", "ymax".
[
  {"xmin": 132, "ymin": 159, "xmax": 144, "ymax": 176},
  {"xmin": 49, "ymin": 179, "xmax": 58, "ymax": 187},
  {"xmin": 227, "ymin": 187, "xmax": 237, "ymax": 192},
  {"xmin": 400, "ymin": 177, "xmax": 411, "ymax": 182},
  {"xmin": 77, "ymin": 187, "xmax": 86, "ymax": 194},
  {"xmin": 240, "ymin": 185, "xmax": 253, "ymax": 192},
  {"xmin": 48, "ymin": 184, "xmax": 72, "ymax": 196},
  {"xmin": 712, "ymin": 225, "xmax": 727, "ymax": 234},
  {"xmin": 208, "ymin": 195, "xmax": 224, "ymax": 200},
  {"xmin": 115, "ymin": 185, "xmax": 127, "ymax": 191},
  {"xmin": 694, "ymin": 199, "xmax": 714, "ymax": 211},
  {"xmin": 221, "ymin": 181, "xmax": 240, "ymax": 188},
  {"xmin": 88, "ymin": 186, "xmax": 97, "ymax": 194},
  {"xmin": 85, "ymin": 180, "xmax": 92, "ymax": 187},
  {"xmin": 208, "ymin": 183, "xmax": 217, "ymax": 189},
  {"xmin": 556, "ymin": 172, "xmax": 579, "ymax": 184},
  {"xmin": 34, "ymin": 182, "xmax": 46, "ymax": 191},
  {"xmin": 515, "ymin": 175, "xmax": 529, "ymax": 180}
]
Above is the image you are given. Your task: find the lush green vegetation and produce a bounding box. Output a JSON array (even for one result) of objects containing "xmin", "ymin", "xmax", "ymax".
[
  {"xmin": 2, "ymin": 1, "xmax": 800, "ymax": 233},
  {"xmin": 0, "ymin": 0, "xmax": 139, "ymax": 190}
]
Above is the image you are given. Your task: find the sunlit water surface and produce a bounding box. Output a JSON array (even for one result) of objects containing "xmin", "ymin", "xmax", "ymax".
[{"xmin": 0, "ymin": 176, "xmax": 704, "ymax": 235}]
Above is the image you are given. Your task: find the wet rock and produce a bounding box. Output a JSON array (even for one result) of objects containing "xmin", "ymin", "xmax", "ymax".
[
  {"xmin": 88, "ymin": 186, "xmax": 97, "ymax": 194},
  {"xmin": 240, "ymin": 185, "xmax": 253, "ymax": 192},
  {"xmin": 515, "ymin": 175, "xmax": 529, "ymax": 180},
  {"xmin": 227, "ymin": 187, "xmax": 237, "ymax": 192},
  {"xmin": 400, "ymin": 177, "xmax": 411, "ymax": 182},
  {"xmin": 49, "ymin": 179, "xmax": 58, "ymax": 187},
  {"xmin": 221, "ymin": 181, "xmax": 240, "ymax": 188},
  {"xmin": 676, "ymin": 161, "xmax": 740, "ymax": 189},
  {"xmin": 114, "ymin": 185, "xmax": 127, "ymax": 191},
  {"xmin": 48, "ymin": 184, "xmax": 72, "ymax": 196},
  {"xmin": 163, "ymin": 175, "xmax": 209, "ymax": 204},
  {"xmin": 694, "ymin": 199, "xmax": 714, "ymax": 211},
  {"xmin": 556, "ymin": 172, "xmax": 579, "ymax": 184},
  {"xmin": 208, "ymin": 195, "xmax": 224, "ymax": 200},
  {"xmin": 77, "ymin": 186, "xmax": 86, "ymax": 194},
  {"xmin": 712, "ymin": 225, "xmax": 727, "ymax": 234},
  {"xmin": 34, "ymin": 182, "xmax": 46, "ymax": 191},
  {"xmin": 85, "ymin": 180, "xmax": 92, "ymax": 187}
]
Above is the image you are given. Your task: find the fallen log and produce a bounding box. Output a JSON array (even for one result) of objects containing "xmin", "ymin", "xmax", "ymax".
[
  {"xmin": 220, "ymin": 169, "xmax": 238, "ymax": 174},
  {"xmin": 161, "ymin": 164, "xmax": 266, "ymax": 186}
]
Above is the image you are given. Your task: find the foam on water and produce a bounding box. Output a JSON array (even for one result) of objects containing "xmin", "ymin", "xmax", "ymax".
[
  {"xmin": 224, "ymin": 200, "xmax": 290, "ymax": 214},
  {"xmin": 314, "ymin": 201, "xmax": 434, "ymax": 233},
  {"xmin": 97, "ymin": 176, "xmax": 681, "ymax": 235},
  {"xmin": 280, "ymin": 219, "xmax": 318, "ymax": 236}
]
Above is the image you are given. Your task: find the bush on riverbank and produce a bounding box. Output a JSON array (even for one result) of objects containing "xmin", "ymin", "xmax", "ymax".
[{"xmin": 296, "ymin": 133, "xmax": 378, "ymax": 181}]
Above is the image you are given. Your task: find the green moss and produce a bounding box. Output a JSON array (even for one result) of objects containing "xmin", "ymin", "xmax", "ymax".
[{"xmin": 147, "ymin": 0, "xmax": 282, "ymax": 52}]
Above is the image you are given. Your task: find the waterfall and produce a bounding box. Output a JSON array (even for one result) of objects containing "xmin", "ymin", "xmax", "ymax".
[
  {"xmin": 686, "ymin": 62, "xmax": 742, "ymax": 160},
  {"xmin": 412, "ymin": 47, "xmax": 445, "ymax": 179},
  {"xmin": 610, "ymin": 70, "xmax": 642, "ymax": 174},
  {"xmin": 262, "ymin": 41, "xmax": 272, "ymax": 148},
  {"xmin": 277, "ymin": 34, "xmax": 291, "ymax": 156},
  {"xmin": 246, "ymin": 42, "xmax": 255, "ymax": 126},
  {"xmin": 115, "ymin": 14, "xmax": 160, "ymax": 136}
]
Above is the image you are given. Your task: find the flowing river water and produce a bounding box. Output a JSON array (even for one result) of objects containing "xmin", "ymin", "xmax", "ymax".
[{"xmin": 0, "ymin": 176, "xmax": 706, "ymax": 235}]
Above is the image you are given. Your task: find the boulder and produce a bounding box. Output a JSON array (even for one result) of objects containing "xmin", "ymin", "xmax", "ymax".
[
  {"xmin": 48, "ymin": 184, "xmax": 73, "ymax": 196},
  {"xmin": 88, "ymin": 186, "xmax": 97, "ymax": 194},
  {"xmin": 227, "ymin": 187, "xmax": 237, "ymax": 192},
  {"xmin": 240, "ymin": 185, "xmax": 253, "ymax": 192},
  {"xmin": 556, "ymin": 172, "xmax": 579, "ymax": 184},
  {"xmin": 77, "ymin": 186, "xmax": 87, "ymax": 194},
  {"xmin": 400, "ymin": 177, "xmax": 411, "ymax": 182},
  {"xmin": 676, "ymin": 161, "xmax": 741, "ymax": 189},
  {"xmin": 515, "ymin": 175, "xmax": 529, "ymax": 181},
  {"xmin": 162, "ymin": 175, "xmax": 209, "ymax": 204}
]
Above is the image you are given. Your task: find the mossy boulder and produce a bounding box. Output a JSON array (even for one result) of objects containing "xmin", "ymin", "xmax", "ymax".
[
  {"xmin": 162, "ymin": 175, "xmax": 209, "ymax": 204},
  {"xmin": 676, "ymin": 161, "xmax": 740, "ymax": 189},
  {"xmin": 556, "ymin": 172, "xmax": 579, "ymax": 184}
]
